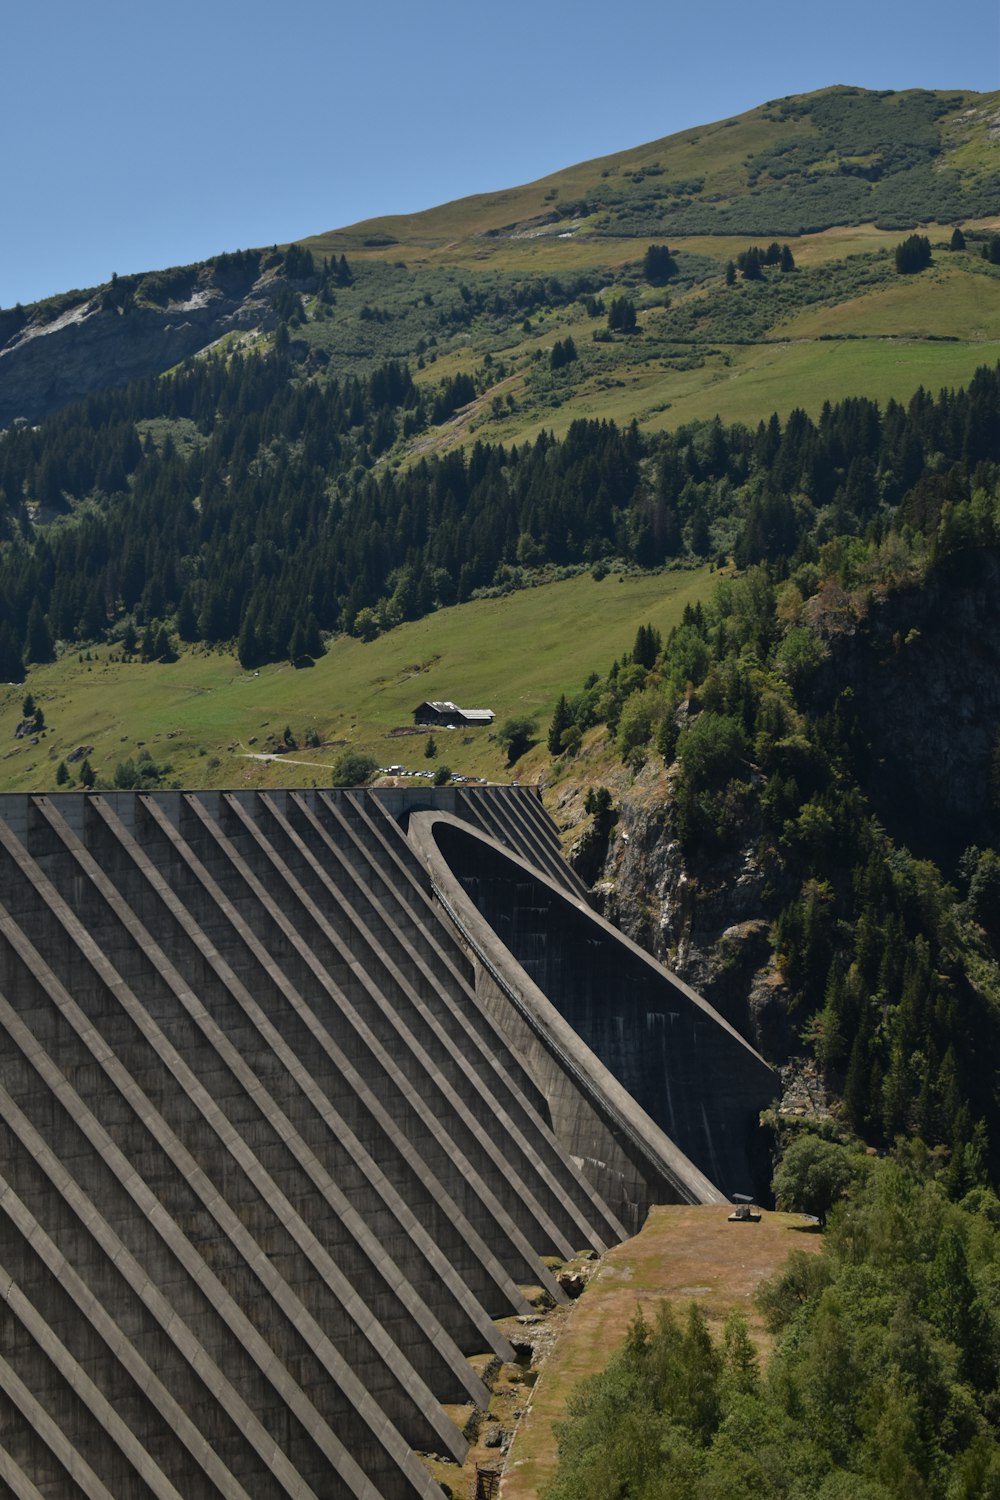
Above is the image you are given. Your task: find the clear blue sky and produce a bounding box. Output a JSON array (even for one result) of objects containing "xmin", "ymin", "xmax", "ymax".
[{"xmin": 3, "ymin": 0, "xmax": 997, "ymax": 307}]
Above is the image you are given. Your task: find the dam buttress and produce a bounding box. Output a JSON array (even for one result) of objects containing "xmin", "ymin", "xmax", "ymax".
[{"xmin": 0, "ymin": 787, "xmax": 774, "ymax": 1499}]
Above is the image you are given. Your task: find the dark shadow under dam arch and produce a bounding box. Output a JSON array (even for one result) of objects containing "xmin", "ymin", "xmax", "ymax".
[{"xmin": 409, "ymin": 810, "xmax": 777, "ymax": 1220}]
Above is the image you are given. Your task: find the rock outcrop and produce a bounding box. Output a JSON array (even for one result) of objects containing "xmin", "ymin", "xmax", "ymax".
[
  {"xmin": 0, "ymin": 260, "xmax": 304, "ymax": 426},
  {"xmin": 806, "ymin": 548, "xmax": 1000, "ymax": 863},
  {"xmin": 571, "ymin": 767, "xmax": 792, "ymax": 1061}
]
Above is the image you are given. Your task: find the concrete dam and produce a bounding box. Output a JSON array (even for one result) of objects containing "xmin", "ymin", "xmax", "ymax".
[{"xmin": 0, "ymin": 785, "xmax": 775, "ymax": 1499}]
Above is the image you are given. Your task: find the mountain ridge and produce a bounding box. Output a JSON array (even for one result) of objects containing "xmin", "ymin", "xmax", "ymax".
[
  {"xmin": 306, "ymin": 84, "xmax": 1000, "ymax": 252},
  {"xmin": 2, "ymin": 84, "xmax": 998, "ymax": 430}
]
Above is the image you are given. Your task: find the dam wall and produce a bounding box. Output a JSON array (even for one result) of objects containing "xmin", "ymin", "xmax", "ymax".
[
  {"xmin": 408, "ymin": 810, "xmax": 774, "ymax": 1220},
  {"xmin": 0, "ymin": 787, "xmax": 775, "ymax": 1498}
]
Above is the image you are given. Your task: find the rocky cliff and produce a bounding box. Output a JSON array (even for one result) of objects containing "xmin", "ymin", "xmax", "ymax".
[
  {"xmin": 556, "ymin": 547, "xmax": 1000, "ymax": 1074},
  {"xmin": 805, "ymin": 547, "xmax": 1000, "ymax": 863},
  {"xmin": 0, "ymin": 257, "xmax": 300, "ymax": 426},
  {"xmin": 555, "ymin": 761, "xmax": 794, "ymax": 1064}
]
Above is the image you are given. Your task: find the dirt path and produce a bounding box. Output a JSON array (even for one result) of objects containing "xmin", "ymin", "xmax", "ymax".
[{"xmin": 406, "ymin": 373, "xmax": 521, "ymax": 460}]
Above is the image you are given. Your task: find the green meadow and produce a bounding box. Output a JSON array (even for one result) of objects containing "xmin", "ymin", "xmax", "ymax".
[
  {"xmin": 292, "ymin": 87, "xmax": 1000, "ymax": 452},
  {"xmin": 0, "ymin": 567, "xmax": 715, "ymax": 793}
]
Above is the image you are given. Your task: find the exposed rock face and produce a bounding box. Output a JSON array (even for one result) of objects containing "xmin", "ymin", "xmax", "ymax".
[
  {"xmin": 580, "ymin": 773, "xmax": 791, "ymax": 1061},
  {"xmin": 561, "ymin": 550, "xmax": 1000, "ymax": 1073},
  {"xmin": 807, "ymin": 548, "xmax": 1000, "ymax": 863},
  {"xmin": 0, "ymin": 266, "xmax": 297, "ymax": 426}
]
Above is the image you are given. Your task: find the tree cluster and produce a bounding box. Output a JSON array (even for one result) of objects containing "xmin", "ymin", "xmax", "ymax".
[
  {"xmin": 0, "ymin": 354, "xmax": 653, "ymax": 669},
  {"xmin": 606, "ymin": 296, "xmax": 638, "ymax": 333},
  {"xmin": 642, "ymin": 243, "xmax": 678, "ymax": 285},
  {"xmin": 736, "ymin": 242, "xmax": 795, "ymax": 279},
  {"xmin": 549, "ymin": 336, "xmax": 578, "ymax": 370},
  {"xmin": 895, "ymin": 233, "xmax": 932, "ymax": 273},
  {"xmin": 547, "ymin": 1150, "xmax": 1000, "ymax": 1500}
]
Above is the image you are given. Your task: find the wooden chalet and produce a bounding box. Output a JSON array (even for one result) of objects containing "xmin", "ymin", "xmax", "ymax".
[{"xmin": 413, "ymin": 700, "xmax": 495, "ymax": 727}]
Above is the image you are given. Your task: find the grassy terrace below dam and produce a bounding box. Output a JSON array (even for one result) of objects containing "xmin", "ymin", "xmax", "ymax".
[
  {"xmin": 0, "ymin": 565, "xmax": 714, "ymax": 793},
  {"xmin": 495, "ymin": 1205, "xmax": 822, "ymax": 1500}
]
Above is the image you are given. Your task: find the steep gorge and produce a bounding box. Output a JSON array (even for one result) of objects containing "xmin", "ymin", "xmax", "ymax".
[{"xmin": 566, "ymin": 546, "xmax": 1000, "ymax": 1069}]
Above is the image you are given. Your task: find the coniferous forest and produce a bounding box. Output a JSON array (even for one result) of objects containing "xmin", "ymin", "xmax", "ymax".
[{"xmin": 1, "ymin": 341, "xmax": 999, "ymax": 683}]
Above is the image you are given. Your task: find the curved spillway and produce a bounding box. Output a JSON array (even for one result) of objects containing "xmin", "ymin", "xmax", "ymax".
[{"xmin": 408, "ymin": 809, "xmax": 776, "ymax": 1223}]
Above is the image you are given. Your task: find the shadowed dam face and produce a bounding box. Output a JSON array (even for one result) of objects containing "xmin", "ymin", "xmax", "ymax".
[{"xmin": 411, "ymin": 815, "xmax": 775, "ymax": 1210}]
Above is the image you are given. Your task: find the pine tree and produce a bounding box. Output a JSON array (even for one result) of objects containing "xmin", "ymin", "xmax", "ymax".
[
  {"xmin": 55, "ymin": 761, "xmax": 70, "ymax": 786},
  {"xmin": 607, "ymin": 296, "xmax": 637, "ymax": 333},
  {"xmin": 0, "ymin": 626, "xmax": 25, "ymax": 684},
  {"xmin": 780, "ymin": 243, "xmax": 796, "ymax": 271},
  {"xmin": 176, "ymin": 590, "xmax": 199, "ymax": 642},
  {"xmin": 79, "ymin": 758, "xmax": 96, "ymax": 788},
  {"xmin": 24, "ymin": 602, "xmax": 54, "ymax": 665},
  {"xmin": 547, "ymin": 695, "xmax": 573, "ymax": 755},
  {"xmin": 153, "ymin": 625, "xmax": 174, "ymax": 662},
  {"xmin": 238, "ymin": 614, "xmax": 259, "ymax": 668},
  {"xmin": 950, "ymin": 226, "xmax": 966, "ymax": 251},
  {"xmin": 303, "ymin": 613, "xmax": 324, "ymax": 659},
  {"xmin": 631, "ymin": 624, "xmax": 662, "ymax": 670}
]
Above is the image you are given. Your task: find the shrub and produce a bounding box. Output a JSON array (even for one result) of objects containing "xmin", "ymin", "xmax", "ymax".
[
  {"xmin": 677, "ymin": 712, "xmax": 747, "ymax": 790},
  {"xmin": 771, "ymin": 1131, "xmax": 868, "ymax": 1226},
  {"xmin": 331, "ymin": 750, "xmax": 378, "ymax": 786},
  {"xmin": 497, "ymin": 717, "xmax": 537, "ymax": 766}
]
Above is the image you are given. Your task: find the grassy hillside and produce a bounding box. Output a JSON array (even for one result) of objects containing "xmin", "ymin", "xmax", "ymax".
[
  {"xmin": 7, "ymin": 87, "xmax": 998, "ymax": 450},
  {"xmin": 0, "ymin": 566, "xmax": 713, "ymax": 792},
  {"xmin": 3, "ymin": 85, "xmax": 999, "ymax": 776},
  {"xmin": 309, "ymin": 87, "xmax": 1000, "ymax": 253},
  {"xmin": 263, "ymin": 89, "xmax": 1000, "ymax": 450}
]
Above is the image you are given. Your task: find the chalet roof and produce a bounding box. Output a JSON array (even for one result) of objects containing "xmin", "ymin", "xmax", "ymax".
[{"xmin": 413, "ymin": 700, "xmax": 495, "ymax": 722}]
